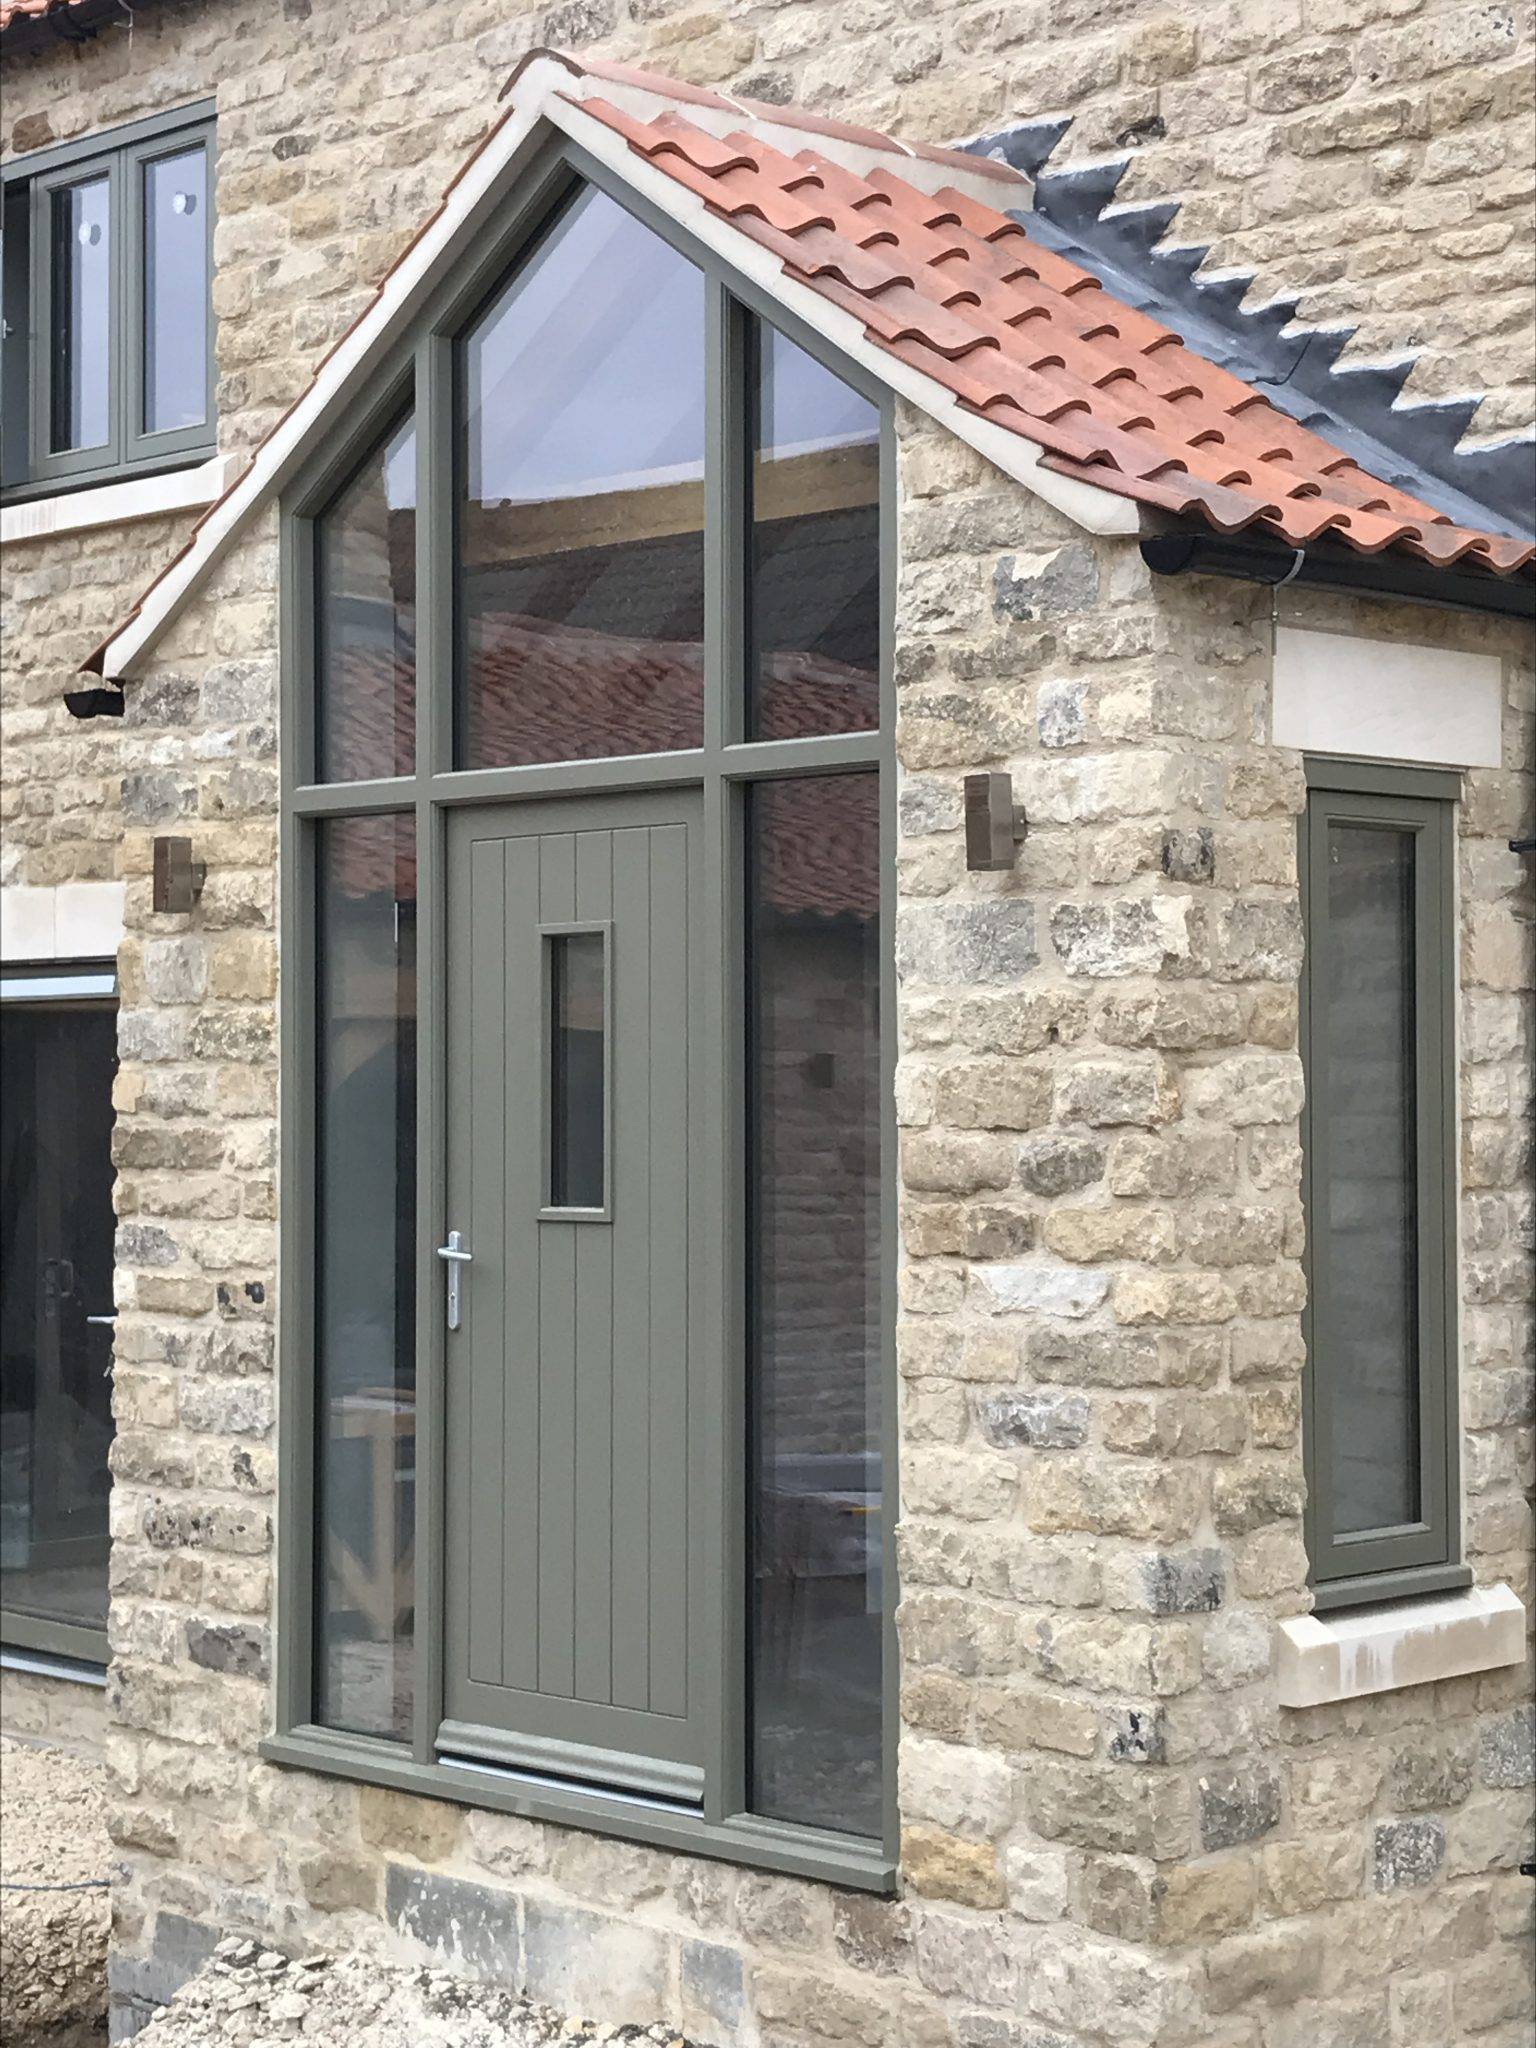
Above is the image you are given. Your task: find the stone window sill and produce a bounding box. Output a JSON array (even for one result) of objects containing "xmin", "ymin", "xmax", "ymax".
[
  {"xmin": 1275, "ymin": 1582, "xmax": 1526, "ymax": 1709},
  {"xmin": 0, "ymin": 454, "xmax": 239, "ymax": 547}
]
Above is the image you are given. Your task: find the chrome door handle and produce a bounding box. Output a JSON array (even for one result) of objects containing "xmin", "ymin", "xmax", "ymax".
[
  {"xmin": 436, "ymin": 1231, "xmax": 472, "ymax": 1331},
  {"xmin": 86, "ymin": 1314, "xmax": 117, "ymax": 1326}
]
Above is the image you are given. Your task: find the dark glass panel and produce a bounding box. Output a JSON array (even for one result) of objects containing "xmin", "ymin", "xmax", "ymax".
[
  {"xmin": 315, "ymin": 815, "xmax": 417, "ymax": 1737},
  {"xmin": 749, "ymin": 323, "xmax": 880, "ymax": 741},
  {"xmin": 1324, "ymin": 822, "xmax": 1420, "ymax": 1535},
  {"xmin": 50, "ymin": 176, "xmax": 111, "ymax": 453},
  {"xmin": 458, "ymin": 187, "xmax": 706, "ymax": 767},
  {"xmin": 549, "ymin": 931, "xmax": 605, "ymax": 1211},
  {"xmin": 316, "ymin": 415, "xmax": 417, "ymax": 782},
  {"xmin": 748, "ymin": 773, "xmax": 882, "ymax": 1837},
  {"xmin": 143, "ymin": 146, "xmax": 209, "ymax": 435},
  {"xmin": 0, "ymin": 997, "xmax": 117, "ymax": 1637}
]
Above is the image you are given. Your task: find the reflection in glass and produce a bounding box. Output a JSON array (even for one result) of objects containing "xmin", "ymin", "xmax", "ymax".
[
  {"xmin": 316, "ymin": 415, "xmax": 417, "ymax": 782},
  {"xmin": 50, "ymin": 177, "xmax": 111, "ymax": 452},
  {"xmin": 143, "ymin": 146, "xmax": 209, "ymax": 435},
  {"xmin": 1324, "ymin": 822, "xmax": 1420, "ymax": 1534},
  {"xmin": 458, "ymin": 186, "xmax": 706, "ymax": 767},
  {"xmin": 549, "ymin": 932, "xmax": 605, "ymax": 1210},
  {"xmin": 315, "ymin": 815, "xmax": 417, "ymax": 1737},
  {"xmin": 750, "ymin": 323, "xmax": 880, "ymax": 740},
  {"xmin": 0, "ymin": 997, "xmax": 117, "ymax": 1638},
  {"xmin": 748, "ymin": 774, "xmax": 882, "ymax": 1836}
]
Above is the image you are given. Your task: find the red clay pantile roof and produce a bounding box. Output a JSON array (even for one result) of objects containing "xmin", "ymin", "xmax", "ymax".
[
  {"xmin": 570, "ymin": 81, "xmax": 1532, "ymax": 579},
  {"xmin": 86, "ymin": 50, "xmax": 1531, "ymax": 682}
]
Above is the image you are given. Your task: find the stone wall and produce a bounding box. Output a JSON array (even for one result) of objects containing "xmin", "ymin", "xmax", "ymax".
[
  {"xmin": 3, "ymin": 0, "xmax": 1534, "ymax": 457},
  {"xmin": 87, "ymin": 436, "xmax": 1536, "ymax": 2048},
  {"xmin": 1, "ymin": 1, "xmax": 1532, "ymax": 2045},
  {"xmin": 0, "ymin": 1667, "xmax": 109, "ymax": 1756}
]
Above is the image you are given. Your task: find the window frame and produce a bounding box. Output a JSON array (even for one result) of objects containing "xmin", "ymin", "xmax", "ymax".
[
  {"xmin": 270, "ymin": 139, "xmax": 898, "ymax": 1892},
  {"xmin": 1, "ymin": 102, "xmax": 217, "ymax": 500},
  {"xmin": 1298, "ymin": 755, "xmax": 1468, "ymax": 1612},
  {"xmin": 0, "ymin": 959, "xmax": 119, "ymax": 1671}
]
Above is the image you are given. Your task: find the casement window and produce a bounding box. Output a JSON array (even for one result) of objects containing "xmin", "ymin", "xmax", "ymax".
[
  {"xmin": 274, "ymin": 160, "xmax": 893, "ymax": 1888},
  {"xmin": 1299, "ymin": 759, "xmax": 1467, "ymax": 1610},
  {"xmin": 1, "ymin": 104, "xmax": 215, "ymax": 498}
]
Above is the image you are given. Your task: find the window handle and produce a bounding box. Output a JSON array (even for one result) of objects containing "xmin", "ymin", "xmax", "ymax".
[{"xmin": 436, "ymin": 1231, "xmax": 472, "ymax": 1332}]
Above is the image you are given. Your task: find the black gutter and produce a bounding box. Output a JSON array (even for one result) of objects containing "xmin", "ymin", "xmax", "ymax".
[
  {"xmin": 64, "ymin": 686, "xmax": 124, "ymax": 719},
  {"xmin": 1142, "ymin": 531, "xmax": 1535, "ymax": 624}
]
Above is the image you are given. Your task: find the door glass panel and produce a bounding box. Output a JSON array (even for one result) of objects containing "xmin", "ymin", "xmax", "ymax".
[
  {"xmin": 50, "ymin": 176, "xmax": 110, "ymax": 453},
  {"xmin": 1323, "ymin": 821, "xmax": 1420, "ymax": 1534},
  {"xmin": 548, "ymin": 931, "xmax": 605, "ymax": 1211},
  {"xmin": 316, "ymin": 414, "xmax": 417, "ymax": 782},
  {"xmin": 0, "ymin": 995, "xmax": 117, "ymax": 1640},
  {"xmin": 458, "ymin": 186, "xmax": 706, "ymax": 767},
  {"xmin": 748, "ymin": 773, "xmax": 882, "ymax": 1836},
  {"xmin": 749, "ymin": 323, "xmax": 880, "ymax": 741},
  {"xmin": 142, "ymin": 145, "xmax": 209, "ymax": 435},
  {"xmin": 315, "ymin": 815, "xmax": 417, "ymax": 1737}
]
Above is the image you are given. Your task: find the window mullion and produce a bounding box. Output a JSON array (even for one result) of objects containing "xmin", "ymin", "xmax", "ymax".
[
  {"xmin": 109, "ymin": 148, "xmax": 127, "ymax": 475},
  {"xmin": 706, "ymin": 281, "xmax": 747, "ymax": 757}
]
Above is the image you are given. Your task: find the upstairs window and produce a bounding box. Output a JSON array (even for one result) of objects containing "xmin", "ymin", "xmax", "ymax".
[{"xmin": 1, "ymin": 104, "xmax": 215, "ymax": 498}]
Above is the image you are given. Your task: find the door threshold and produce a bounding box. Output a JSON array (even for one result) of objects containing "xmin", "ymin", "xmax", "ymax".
[{"xmin": 438, "ymin": 1750, "xmax": 703, "ymax": 1817}]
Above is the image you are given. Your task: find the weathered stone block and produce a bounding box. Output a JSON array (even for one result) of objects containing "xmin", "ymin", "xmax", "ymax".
[
  {"xmin": 680, "ymin": 1938, "xmax": 744, "ymax": 2042},
  {"xmin": 934, "ymin": 1056, "xmax": 1053, "ymax": 1130},
  {"xmin": 1204, "ymin": 1923, "xmax": 1323, "ymax": 2012},
  {"xmin": 1017, "ymin": 1135, "xmax": 1106, "ymax": 1196},
  {"xmin": 1198, "ymin": 1764, "xmax": 1281, "ymax": 1850},
  {"xmin": 1480, "ymin": 1704, "xmax": 1535, "ymax": 1788},
  {"xmin": 1050, "ymin": 899, "xmax": 1190, "ymax": 978},
  {"xmin": 896, "ymin": 901, "xmax": 1038, "ymax": 985},
  {"xmin": 994, "ymin": 542, "xmax": 1100, "ymax": 620},
  {"xmin": 902, "ymin": 1825, "xmax": 1006, "ymax": 1907},
  {"xmin": 1373, "ymin": 1818, "xmax": 1446, "ymax": 1891},
  {"xmin": 979, "ymin": 1391, "xmax": 1090, "ymax": 1450},
  {"xmin": 360, "ymin": 1786, "xmax": 462, "ymax": 1863},
  {"xmin": 1057, "ymin": 1058, "xmax": 1179, "ymax": 1129},
  {"xmin": 971, "ymin": 1259, "xmax": 1109, "ymax": 1320},
  {"xmin": 386, "ymin": 1865, "xmax": 520, "ymax": 1982}
]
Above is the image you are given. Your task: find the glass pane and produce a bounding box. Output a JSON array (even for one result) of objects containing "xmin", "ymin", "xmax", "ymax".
[
  {"xmin": 0, "ymin": 997, "xmax": 117, "ymax": 1637},
  {"xmin": 1323, "ymin": 821, "xmax": 1420, "ymax": 1535},
  {"xmin": 142, "ymin": 146, "xmax": 209, "ymax": 435},
  {"xmin": 458, "ymin": 186, "xmax": 706, "ymax": 767},
  {"xmin": 749, "ymin": 324, "xmax": 880, "ymax": 740},
  {"xmin": 549, "ymin": 931, "xmax": 605, "ymax": 1210},
  {"xmin": 50, "ymin": 176, "xmax": 110, "ymax": 453},
  {"xmin": 316, "ymin": 415, "xmax": 417, "ymax": 782},
  {"xmin": 315, "ymin": 815, "xmax": 417, "ymax": 1737},
  {"xmin": 748, "ymin": 773, "xmax": 882, "ymax": 1836}
]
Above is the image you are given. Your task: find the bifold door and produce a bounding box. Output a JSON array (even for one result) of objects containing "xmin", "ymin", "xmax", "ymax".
[{"xmin": 439, "ymin": 791, "xmax": 709, "ymax": 1801}]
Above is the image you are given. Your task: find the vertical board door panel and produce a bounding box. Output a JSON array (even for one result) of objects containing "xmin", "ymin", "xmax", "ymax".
[{"xmin": 441, "ymin": 791, "xmax": 706, "ymax": 1799}]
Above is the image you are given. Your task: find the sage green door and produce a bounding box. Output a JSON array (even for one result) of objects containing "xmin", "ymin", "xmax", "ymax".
[{"xmin": 439, "ymin": 790, "xmax": 708, "ymax": 1802}]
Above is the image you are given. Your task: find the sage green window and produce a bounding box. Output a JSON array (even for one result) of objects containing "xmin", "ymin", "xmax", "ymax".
[
  {"xmin": 1299, "ymin": 759, "xmax": 1464, "ymax": 1610},
  {"xmin": 280, "ymin": 151, "xmax": 895, "ymax": 1892},
  {"xmin": 0, "ymin": 104, "xmax": 216, "ymax": 498},
  {"xmin": 0, "ymin": 964, "xmax": 119, "ymax": 1669}
]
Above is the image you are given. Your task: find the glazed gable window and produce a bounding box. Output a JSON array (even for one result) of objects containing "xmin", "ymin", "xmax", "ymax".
[
  {"xmin": 1298, "ymin": 758, "xmax": 1467, "ymax": 1610},
  {"xmin": 275, "ymin": 165, "xmax": 893, "ymax": 1889},
  {"xmin": 0, "ymin": 104, "xmax": 215, "ymax": 498}
]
